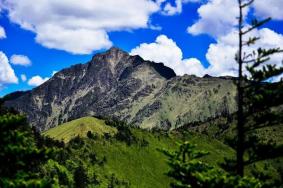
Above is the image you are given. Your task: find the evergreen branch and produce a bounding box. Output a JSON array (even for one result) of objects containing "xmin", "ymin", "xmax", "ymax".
[
  {"xmin": 243, "ymin": 37, "xmax": 260, "ymax": 46},
  {"xmin": 243, "ymin": 59, "xmax": 255, "ymax": 64},
  {"xmin": 247, "ymin": 48, "xmax": 283, "ymax": 69},
  {"xmin": 248, "ymin": 64, "xmax": 283, "ymax": 82},
  {"xmin": 242, "ymin": 18, "xmax": 271, "ymax": 35},
  {"xmin": 240, "ymin": 0, "xmax": 254, "ymax": 8}
]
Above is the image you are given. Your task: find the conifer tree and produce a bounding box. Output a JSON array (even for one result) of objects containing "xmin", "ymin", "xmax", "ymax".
[{"xmin": 235, "ymin": 0, "xmax": 283, "ymax": 180}]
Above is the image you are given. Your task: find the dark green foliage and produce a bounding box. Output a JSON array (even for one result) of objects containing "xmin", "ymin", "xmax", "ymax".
[
  {"xmin": 40, "ymin": 159, "xmax": 73, "ymax": 186},
  {"xmin": 87, "ymin": 130, "xmax": 97, "ymax": 139},
  {"xmin": 115, "ymin": 125, "xmax": 137, "ymax": 145},
  {"xmin": 89, "ymin": 153, "xmax": 98, "ymax": 163},
  {"xmin": 69, "ymin": 135, "xmax": 85, "ymax": 149},
  {"xmin": 161, "ymin": 142, "xmax": 261, "ymax": 188},
  {"xmin": 33, "ymin": 126, "xmax": 65, "ymax": 148},
  {"xmin": 105, "ymin": 118, "xmax": 138, "ymax": 145},
  {"xmin": 108, "ymin": 173, "xmax": 117, "ymax": 188},
  {"xmin": 0, "ymin": 110, "xmax": 52, "ymax": 187},
  {"xmin": 107, "ymin": 173, "xmax": 130, "ymax": 188},
  {"xmin": 140, "ymin": 138, "xmax": 149, "ymax": 147},
  {"xmin": 104, "ymin": 132, "xmax": 111, "ymax": 140},
  {"xmin": 74, "ymin": 165, "xmax": 89, "ymax": 188},
  {"xmin": 92, "ymin": 173, "xmax": 100, "ymax": 186}
]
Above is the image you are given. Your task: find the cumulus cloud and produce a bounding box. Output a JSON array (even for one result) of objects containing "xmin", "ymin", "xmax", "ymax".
[
  {"xmin": 205, "ymin": 28, "xmax": 283, "ymax": 77},
  {"xmin": 0, "ymin": 26, "xmax": 6, "ymax": 39},
  {"xmin": 2, "ymin": 0, "xmax": 201, "ymax": 54},
  {"xmin": 187, "ymin": 0, "xmax": 283, "ymax": 38},
  {"xmin": 27, "ymin": 70, "xmax": 59, "ymax": 86},
  {"xmin": 28, "ymin": 75, "xmax": 49, "ymax": 86},
  {"xmin": 1, "ymin": 0, "xmax": 162, "ymax": 54},
  {"xmin": 130, "ymin": 35, "xmax": 205, "ymax": 76},
  {"xmin": 253, "ymin": 0, "xmax": 283, "ymax": 20},
  {"xmin": 0, "ymin": 51, "xmax": 18, "ymax": 86},
  {"xmin": 35, "ymin": 26, "xmax": 111, "ymax": 54},
  {"xmin": 187, "ymin": 0, "xmax": 240, "ymax": 37},
  {"xmin": 185, "ymin": 0, "xmax": 283, "ymax": 78},
  {"xmin": 10, "ymin": 54, "xmax": 32, "ymax": 66},
  {"xmin": 131, "ymin": 31, "xmax": 283, "ymax": 77}
]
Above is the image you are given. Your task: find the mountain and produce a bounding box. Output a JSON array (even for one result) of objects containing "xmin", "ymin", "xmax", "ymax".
[{"xmin": 4, "ymin": 47, "xmax": 237, "ymax": 132}]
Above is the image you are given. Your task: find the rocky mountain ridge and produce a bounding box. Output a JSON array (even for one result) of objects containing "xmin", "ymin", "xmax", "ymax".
[{"xmin": 5, "ymin": 47, "xmax": 237, "ymax": 132}]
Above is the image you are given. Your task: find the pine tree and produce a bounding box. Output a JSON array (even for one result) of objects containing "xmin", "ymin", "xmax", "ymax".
[{"xmin": 234, "ymin": 0, "xmax": 283, "ymax": 181}]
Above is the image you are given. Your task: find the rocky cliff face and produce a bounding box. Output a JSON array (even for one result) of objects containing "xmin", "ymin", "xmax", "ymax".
[{"xmin": 5, "ymin": 47, "xmax": 237, "ymax": 132}]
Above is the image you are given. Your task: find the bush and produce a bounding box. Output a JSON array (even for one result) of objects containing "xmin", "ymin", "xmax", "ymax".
[
  {"xmin": 87, "ymin": 131, "xmax": 97, "ymax": 140},
  {"xmin": 115, "ymin": 126, "xmax": 137, "ymax": 145}
]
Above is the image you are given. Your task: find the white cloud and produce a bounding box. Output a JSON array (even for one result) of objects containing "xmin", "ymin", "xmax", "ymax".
[
  {"xmin": 131, "ymin": 31, "xmax": 283, "ymax": 77},
  {"xmin": 162, "ymin": 0, "xmax": 183, "ymax": 15},
  {"xmin": 131, "ymin": 35, "xmax": 182, "ymax": 67},
  {"xmin": 181, "ymin": 58, "xmax": 206, "ymax": 76},
  {"xmin": 205, "ymin": 28, "xmax": 283, "ymax": 77},
  {"xmin": 187, "ymin": 0, "xmax": 240, "ymax": 37},
  {"xmin": 187, "ymin": 0, "xmax": 283, "ymax": 38},
  {"xmin": 253, "ymin": 0, "xmax": 283, "ymax": 20},
  {"xmin": 0, "ymin": 51, "xmax": 18, "ymax": 85},
  {"xmin": 27, "ymin": 71, "xmax": 58, "ymax": 87},
  {"xmin": 21, "ymin": 74, "xmax": 27, "ymax": 82},
  {"xmin": 2, "ymin": 0, "xmax": 201, "ymax": 54},
  {"xmin": 0, "ymin": 26, "xmax": 6, "ymax": 39},
  {"xmin": 130, "ymin": 35, "xmax": 205, "ymax": 76},
  {"xmin": 28, "ymin": 75, "xmax": 49, "ymax": 86},
  {"xmin": 186, "ymin": 0, "xmax": 283, "ymax": 77},
  {"xmin": 10, "ymin": 54, "xmax": 32, "ymax": 66},
  {"xmin": 2, "ymin": 0, "xmax": 161, "ymax": 54},
  {"xmin": 35, "ymin": 26, "xmax": 111, "ymax": 54},
  {"xmin": 159, "ymin": 0, "xmax": 198, "ymax": 16}
]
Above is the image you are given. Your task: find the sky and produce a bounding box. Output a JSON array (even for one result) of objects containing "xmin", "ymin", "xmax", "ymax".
[{"xmin": 0, "ymin": 0, "xmax": 283, "ymax": 96}]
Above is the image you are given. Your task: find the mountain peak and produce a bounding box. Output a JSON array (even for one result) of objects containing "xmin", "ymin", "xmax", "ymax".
[
  {"xmin": 108, "ymin": 46, "xmax": 126, "ymax": 53},
  {"xmin": 91, "ymin": 47, "xmax": 176, "ymax": 80},
  {"xmin": 91, "ymin": 46, "xmax": 129, "ymax": 65},
  {"xmin": 103, "ymin": 46, "xmax": 128, "ymax": 58}
]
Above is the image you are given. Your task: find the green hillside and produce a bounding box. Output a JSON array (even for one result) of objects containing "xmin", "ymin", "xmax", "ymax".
[
  {"xmin": 42, "ymin": 116, "xmax": 235, "ymax": 187},
  {"xmin": 43, "ymin": 117, "xmax": 117, "ymax": 143}
]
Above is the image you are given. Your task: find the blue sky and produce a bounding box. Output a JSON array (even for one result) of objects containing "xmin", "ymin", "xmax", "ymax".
[{"xmin": 0, "ymin": 0, "xmax": 283, "ymax": 96}]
